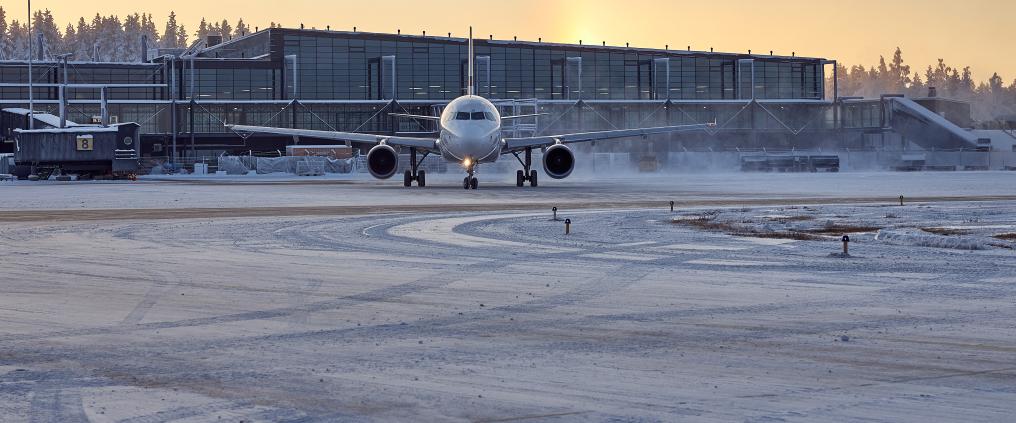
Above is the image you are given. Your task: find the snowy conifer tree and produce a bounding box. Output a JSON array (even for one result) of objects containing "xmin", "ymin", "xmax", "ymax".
[
  {"xmin": 163, "ymin": 12, "xmax": 180, "ymax": 48},
  {"xmin": 196, "ymin": 18, "xmax": 210, "ymax": 42},
  {"xmin": 7, "ymin": 20, "xmax": 29, "ymax": 60},
  {"xmin": 0, "ymin": 7, "xmax": 8, "ymax": 60},
  {"xmin": 123, "ymin": 13, "xmax": 143, "ymax": 62},
  {"xmin": 141, "ymin": 13, "xmax": 160, "ymax": 52},
  {"xmin": 177, "ymin": 25, "xmax": 189, "ymax": 48},
  {"xmin": 71, "ymin": 17, "xmax": 93, "ymax": 62},
  {"xmin": 219, "ymin": 19, "xmax": 232, "ymax": 40},
  {"xmin": 234, "ymin": 18, "xmax": 250, "ymax": 38}
]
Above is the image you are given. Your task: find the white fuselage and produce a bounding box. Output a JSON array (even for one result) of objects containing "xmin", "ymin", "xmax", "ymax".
[{"xmin": 437, "ymin": 96, "xmax": 503, "ymax": 166}]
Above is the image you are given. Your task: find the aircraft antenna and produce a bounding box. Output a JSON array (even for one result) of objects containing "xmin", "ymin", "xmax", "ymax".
[{"xmin": 468, "ymin": 26, "xmax": 474, "ymax": 96}]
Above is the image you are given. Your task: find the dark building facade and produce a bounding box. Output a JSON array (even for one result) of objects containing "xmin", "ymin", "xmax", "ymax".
[{"xmin": 0, "ymin": 28, "xmax": 974, "ymax": 161}]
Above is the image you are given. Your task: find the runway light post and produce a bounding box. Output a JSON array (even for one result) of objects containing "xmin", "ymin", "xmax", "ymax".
[{"xmin": 565, "ymin": 219, "xmax": 571, "ymax": 235}]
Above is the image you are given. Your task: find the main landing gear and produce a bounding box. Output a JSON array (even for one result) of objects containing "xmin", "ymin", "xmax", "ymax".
[
  {"xmin": 462, "ymin": 161, "xmax": 478, "ymax": 190},
  {"xmin": 512, "ymin": 147, "xmax": 538, "ymax": 187},
  {"xmin": 403, "ymin": 148, "xmax": 428, "ymax": 187}
]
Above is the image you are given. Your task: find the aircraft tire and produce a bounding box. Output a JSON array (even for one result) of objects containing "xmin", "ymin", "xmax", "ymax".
[
  {"xmin": 529, "ymin": 170, "xmax": 538, "ymax": 187},
  {"xmin": 516, "ymin": 170, "xmax": 525, "ymax": 187},
  {"xmin": 417, "ymin": 170, "xmax": 426, "ymax": 187}
]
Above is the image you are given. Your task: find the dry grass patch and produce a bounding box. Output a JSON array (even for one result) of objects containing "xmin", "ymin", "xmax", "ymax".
[
  {"xmin": 672, "ymin": 216, "xmax": 734, "ymax": 232},
  {"xmin": 805, "ymin": 225, "xmax": 883, "ymax": 234},
  {"xmin": 673, "ymin": 216, "xmax": 824, "ymax": 241},
  {"xmin": 750, "ymin": 231, "xmax": 826, "ymax": 241},
  {"xmin": 993, "ymin": 233, "xmax": 1016, "ymax": 241},
  {"xmin": 922, "ymin": 227, "xmax": 973, "ymax": 236},
  {"xmin": 765, "ymin": 215, "xmax": 816, "ymax": 223}
]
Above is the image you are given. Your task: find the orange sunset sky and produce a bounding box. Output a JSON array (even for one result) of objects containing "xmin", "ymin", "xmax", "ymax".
[{"xmin": 4, "ymin": 0, "xmax": 1012, "ymax": 82}]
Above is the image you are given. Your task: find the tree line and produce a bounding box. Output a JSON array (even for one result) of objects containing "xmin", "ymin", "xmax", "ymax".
[
  {"xmin": 834, "ymin": 48, "xmax": 1014, "ymax": 122},
  {"xmin": 0, "ymin": 9, "xmax": 1013, "ymax": 121},
  {"xmin": 0, "ymin": 8, "xmax": 279, "ymax": 62}
]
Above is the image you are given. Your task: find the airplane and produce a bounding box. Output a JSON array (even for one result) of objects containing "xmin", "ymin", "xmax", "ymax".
[{"xmin": 227, "ymin": 28, "xmax": 714, "ymax": 189}]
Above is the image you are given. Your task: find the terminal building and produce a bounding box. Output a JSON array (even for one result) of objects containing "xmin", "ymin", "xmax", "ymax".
[{"xmin": 0, "ymin": 27, "xmax": 997, "ymax": 171}]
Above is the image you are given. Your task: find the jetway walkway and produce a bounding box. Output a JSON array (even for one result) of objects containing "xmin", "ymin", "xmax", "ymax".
[{"xmin": 888, "ymin": 97, "xmax": 978, "ymax": 150}]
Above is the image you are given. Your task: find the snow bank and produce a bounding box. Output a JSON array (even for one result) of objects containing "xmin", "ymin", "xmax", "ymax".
[{"xmin": 875, "ymin": 229, "xmax": 987, "ymax": 250}]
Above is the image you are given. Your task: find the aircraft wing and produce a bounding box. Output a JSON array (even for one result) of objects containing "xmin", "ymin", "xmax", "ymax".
[
  {"xmin": 502, "ymin": 123, "xmax": 713, "ymax": 152},
  {"xmin": 389, "ymin": 113, "xmax": 441, "ymax": 121},
  {"xmin": 500, "ymin": 113, "xmax": 548, "ymax": 120},
  {"xmin": 227, "ymin": 124, "xmax": 438, "ymax": 150}
]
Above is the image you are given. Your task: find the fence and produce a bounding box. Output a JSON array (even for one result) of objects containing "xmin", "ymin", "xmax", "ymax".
[
  {"xmin": 217, "ymin": 155, "xmax": 355, "ymax": 175},
  {"xmin": 175, "ymin": 149, "xmax": 1016, "ymax": 176}
]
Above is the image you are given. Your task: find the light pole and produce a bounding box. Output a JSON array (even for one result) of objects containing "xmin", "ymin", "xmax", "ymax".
[{"xmin": 27, "ymin": 0, "xmax": 33, "ymax": 129}]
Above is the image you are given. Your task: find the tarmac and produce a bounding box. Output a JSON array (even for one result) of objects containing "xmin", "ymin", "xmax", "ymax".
[{"xmin": 0, "ymin": 171, "xmax": 1014, "ymax": 421}]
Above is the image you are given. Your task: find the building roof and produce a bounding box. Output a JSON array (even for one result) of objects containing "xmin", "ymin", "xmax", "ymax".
[
  {"xmin": 13, "ymin": 122, "xmax": 139, "ymax": 134},
  {"xmin": 198, "ymin": 27, "xmax": 827, "ymax": 63},
  {"xmin": 14, "ymin": 126, "xmax": 120, "ymax": 134},
  {"xmin": 2, "ymin": 108, "xmax": 82, "ymax": 127}
]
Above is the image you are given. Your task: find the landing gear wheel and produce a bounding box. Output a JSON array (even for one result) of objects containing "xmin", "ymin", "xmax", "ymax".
[
  {"xmin": 516, "ymin": 170, "xmax": 525, "ymax": 187},
  {"xmin": 417, "ymin": 170, "xmax": 426, "ymax": 187},
  {"xmin": 529, "ymin": 170, "xmax": 538, "ymax": 187},
  {"xmin": 463, "ymin": 177, "xmax": 471, "ymax": 190},
  {"xmin": 470, "ymin": 177, "xmax": 479, "ymax": 190},
  {"xmin": 404, "ymin": 170, "xmax": 412, "ymax": 187}
]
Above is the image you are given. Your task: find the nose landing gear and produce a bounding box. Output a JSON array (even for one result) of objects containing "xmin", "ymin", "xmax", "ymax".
[
  {"xmin": 512, "ymin": 147, "xmax": 538, "ymax": 187},
  {"xmin": 462, "ymin": 161, "xmax": 478, "ymax": 190},
  {"xmin": 462, "ymin": 176, "xmax": 478, "ymax": 190},
  {"xmin": 403, "ymin": 148, "xmax": 428, "ymax": 187}
]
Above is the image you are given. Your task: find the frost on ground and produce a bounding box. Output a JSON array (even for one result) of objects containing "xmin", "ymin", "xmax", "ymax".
[
  {"xmin": 0, "ymin": 177, "xmax": 1015, "ymax": 422},
  {"xmin": 672, "ymin": 202, "xmax": 1016, "ymax": 251}
]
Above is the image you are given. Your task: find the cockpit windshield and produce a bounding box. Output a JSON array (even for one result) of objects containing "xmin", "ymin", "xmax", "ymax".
[{"xmin": 455, "ymin": 111, "xmax": 496, "ymax": 121}]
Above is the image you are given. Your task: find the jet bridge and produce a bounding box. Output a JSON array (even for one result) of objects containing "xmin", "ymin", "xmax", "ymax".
[{"xmin": 887, "ymin": 97, "xmax": 978, "ymax": 150}]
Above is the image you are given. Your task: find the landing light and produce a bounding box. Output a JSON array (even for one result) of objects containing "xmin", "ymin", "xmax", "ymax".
[{"xmin": 463, "ymin": 158, "xmax": 473, "ymax": 168}]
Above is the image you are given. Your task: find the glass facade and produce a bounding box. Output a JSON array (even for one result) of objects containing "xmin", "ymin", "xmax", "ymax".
[
  {"xmin": 260, "ymin": 30, "xmax": 824, "ymax": 101},
  {"xmin": 0, "ymin": 29, "xmax": 826, "ymax": 104},
  {"xmin": 1, "ymin": 28, "xmax": 852, "ymax": 155}
]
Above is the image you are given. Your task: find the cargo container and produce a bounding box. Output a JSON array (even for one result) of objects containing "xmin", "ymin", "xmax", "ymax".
[{"xmin": 12, "ymin": 123, "xmax": 141, "ymax": 179}]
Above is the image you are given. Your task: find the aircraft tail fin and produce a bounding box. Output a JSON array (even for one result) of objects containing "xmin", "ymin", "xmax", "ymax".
[{"xmin": 467, "ymin": 27, "xmax": 474, "ymax": 96}]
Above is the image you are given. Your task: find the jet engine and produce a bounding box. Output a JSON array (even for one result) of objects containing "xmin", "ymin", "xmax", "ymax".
[
  {"xmin": 366, "ymin": 144, "xmax": 399, "ymax": 179},
  {"xmin": 542, "ymin": 144, "xmax": 575, "ymax": 179}
]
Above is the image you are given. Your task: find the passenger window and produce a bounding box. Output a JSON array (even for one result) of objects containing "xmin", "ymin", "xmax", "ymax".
[
  {"xmin": 456, "ymin": 112, "xmax": 470, "ymax": 120},
  {"xmin": 471, "ymin": 112, "xmax": 486, "ymax": 120}
]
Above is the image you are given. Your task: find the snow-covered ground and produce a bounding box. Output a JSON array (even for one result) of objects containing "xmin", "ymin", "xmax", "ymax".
[
  {"xmin": 0, "ymin": 173, "xmax": 1015, "ymax": 421},
  {"xmin": 0, "ymin": 171, "xmax": 1014, "ymax": 211}
]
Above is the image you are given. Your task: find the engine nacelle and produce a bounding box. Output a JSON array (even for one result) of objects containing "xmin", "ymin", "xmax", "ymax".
[
  {"xmin": 366, "ymin": 144, "xmax": 399, "ymax": 179},
  {"xmin": 542, "ymin": 144, "xmax": 575, "ymax": 179}
]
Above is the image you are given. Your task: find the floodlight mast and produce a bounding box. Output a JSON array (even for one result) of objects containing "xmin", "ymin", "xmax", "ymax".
[{"xmin": 27, "ymin": 0, "xmax": 33, "ymax": 129}]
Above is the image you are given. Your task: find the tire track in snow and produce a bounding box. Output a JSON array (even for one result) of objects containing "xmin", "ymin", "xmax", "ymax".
[{"xmin": 29, "ymin": 388, "xmax": 88, "ymax": 423}]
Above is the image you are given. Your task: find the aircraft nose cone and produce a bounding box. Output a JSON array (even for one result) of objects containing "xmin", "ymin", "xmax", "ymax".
[
  {"xmin": 454, "ymin": 138, "xmax": 492, "ymax": 159},
  {"xmin": 445, "ymin": 129, "xmax": 497, "ymax": 160}
]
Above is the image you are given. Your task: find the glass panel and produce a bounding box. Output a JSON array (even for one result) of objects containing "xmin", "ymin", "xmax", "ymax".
[
  {"xmin": 471, "ymin": 112, "xmax": 486, "ymax": 120},
  {"xmin": 456, "ymin": 112, "xmax": 471, "ymax": 120}
]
